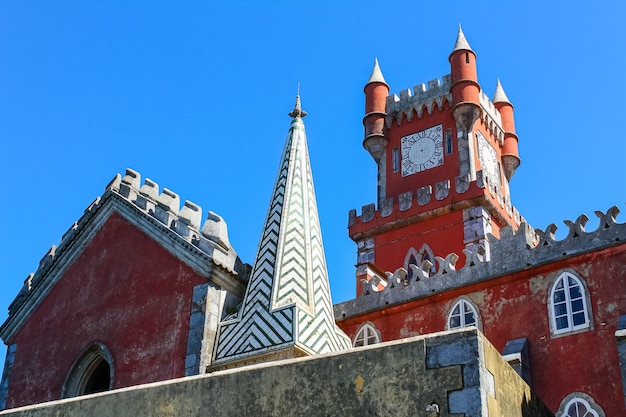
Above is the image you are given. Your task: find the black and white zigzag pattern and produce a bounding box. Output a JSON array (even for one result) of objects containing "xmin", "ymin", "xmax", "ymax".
[{"xmin": 213, "ymin": 116, "xmax": 350, "ymax": 365}]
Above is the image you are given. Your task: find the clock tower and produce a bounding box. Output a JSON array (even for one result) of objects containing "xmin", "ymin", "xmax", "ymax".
[{"xmin": 351, "ymin": 27, "xmax": 523, "ymax": 293}]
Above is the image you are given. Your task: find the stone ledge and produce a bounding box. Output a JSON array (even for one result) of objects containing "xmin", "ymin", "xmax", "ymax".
[{"xmin": 0, "ymin": 329, "xmax": 552, "ymax": 417}]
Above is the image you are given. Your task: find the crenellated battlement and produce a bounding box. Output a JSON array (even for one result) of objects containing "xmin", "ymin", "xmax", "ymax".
[
  {"xmin": 478, "ymin": 91, "xmax": 504, "ymax": 144},
  {"xmin": 109, "ymin": 168, "xmax": 236, "ymax": 255},
  {"xmin": 348, "ymin": 170, "xmax": 522, "ymax": 233},
  {"xmin": 385, "ymin": 75, "xmax": 452, "ymax": 128},
  {"xmin": 336, "ymin": 206, "xmax": 625, "ymax": 320},
  {"xmin": 2, "ymin": 169, "xmax": 249, "ymax": 340}
]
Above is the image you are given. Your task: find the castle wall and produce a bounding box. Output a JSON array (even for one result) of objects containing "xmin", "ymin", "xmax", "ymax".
[
  {"xmin": 4, "ymin": 212, "xmax": 206, "ymax": 408},
  {"xmin": 337, "ymin": 243, "xmax": 626, "ymax": 415},
  {"xmin": 0, "ymin": 329, "xmax": 554, "ymax": 417}
]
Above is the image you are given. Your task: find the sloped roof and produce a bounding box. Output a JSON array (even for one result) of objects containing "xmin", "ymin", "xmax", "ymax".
[{"xmin": 0, "ymin": 170, "xmax": 248, "ymax": 342}]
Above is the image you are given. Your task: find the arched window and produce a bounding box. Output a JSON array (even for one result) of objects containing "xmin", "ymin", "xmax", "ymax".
[
  {"xmin": 353, "ymin": 322, "xmax": 381, "ymax": 347},
  {"xmin": 549, "ymin": 272, "xmax": 591, "ymax": 336},
  {"xmin": 404, "ymin": 244, "xmax": 436, "ymax": 280},
  {"xmin": 63, "ymin": 343, "xmax": 114, "ymax": 398},
  {"xmin": 556, "ymin": 393, "xmax": 605, "ymax": 417},
  {"xmin": 448, "ymin": 298, "xmax": 480, "ymax": 330}
]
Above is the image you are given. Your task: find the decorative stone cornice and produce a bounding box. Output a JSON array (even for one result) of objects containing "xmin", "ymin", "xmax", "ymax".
[{"xmin": 336, "ymin": 206, "xmax": 625, "ymax": 321}]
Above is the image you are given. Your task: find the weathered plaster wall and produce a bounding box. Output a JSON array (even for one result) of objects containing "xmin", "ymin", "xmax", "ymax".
[
  {"xmin": 4, "ymin": 212, "xmax": 206, "ymax": 408},
  {"xmin": 337, "ymin": 246, "xmax": 626, "ymax": 415},
  {"xmin": 0, "ymin": 329, "xmax": 553, "ymax": 417}
]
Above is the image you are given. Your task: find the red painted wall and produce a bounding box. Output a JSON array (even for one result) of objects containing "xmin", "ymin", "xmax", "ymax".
[
  {"xmin": 384, "ymin": 102, "xmax": 458, "ymax": 198},
  {"xmin": 5, "ymin": 211, "xmax": 205, "ymax": 408},
  {"xmin": 338, "ymin": 246, "xmax": 626, "ymax": 415},
  {"xmin": 374, "ymin": 211, "xmax": 467, "ymax": 271}
]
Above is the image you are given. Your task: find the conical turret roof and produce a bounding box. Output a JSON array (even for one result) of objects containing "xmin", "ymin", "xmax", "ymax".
[
  {"xmin": 212, "ymin": 96, "xmax": 351, "ymax": 369},
  {"xmin": 452, "ymin": 25, "xmax": 474, "ymax": 53},
  {"xmin": 493, "ymin": 78, "xmax": 511, "ymax": 104},
  {"xmin": 367, "ymin": 57, "xmax": 388, "ymax": 86}
]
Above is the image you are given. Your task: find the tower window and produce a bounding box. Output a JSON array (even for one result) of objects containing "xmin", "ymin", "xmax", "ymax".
[
  {"xmin": 63, "ymin": 343, "xmax": 114, "ymax": 398},
  {"xmin": 82, "ymin": 359, "xmax": 111, "ymax": 395},
  {"xmin": 406, "ymin": 253, "xmax": 418, "ymax": 280},
  {"xmin": 465, "ymin": 52, "xmax": 470, "ymax": 64},
  {"xmin": 392, "ymin": 147, "xmax": 399, "ymax": 172},
  {"xmin": 448, "ymin": 298, "xmax": 480, "ymax": 330},
  {"xmin": 445, "ymin": 129, "xmax": 453, "ymax": 154},
  {"xmin": 549, "ymin": 272, "xmax": 591, "ymax": 336},
  {"xmin": 404, "ymin": 245, "xmax": 436, "ymax": 280},
  {"xmin": 353, "ymin": 322, "xmax": 381, "ymax": 347}
]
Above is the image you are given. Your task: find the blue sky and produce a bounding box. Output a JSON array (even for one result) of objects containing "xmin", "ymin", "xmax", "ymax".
[{"xmin": 1, "ymin": 2, "xmax": 624, "ymax": 366}]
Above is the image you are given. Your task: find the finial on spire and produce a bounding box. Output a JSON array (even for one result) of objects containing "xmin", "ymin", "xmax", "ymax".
[
  {"xmin": 288, "ymin": 83, "xmax": 307, "ymax": 118},
  {"xmin": 452, "ymin": 24, "xmax": 473, "ymax": 53},
  {"xmin": 367, "ymin": 57, "xmax": 388, "ymax": 86},
  {"xmin": 493, "ymin": 78, "xmax": 511, "ymax": 104}
]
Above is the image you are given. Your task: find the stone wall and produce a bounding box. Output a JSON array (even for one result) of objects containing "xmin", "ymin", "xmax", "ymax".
[{"xmin": 0, "ymin": 329, "xmax": 552, "ymax": 417}]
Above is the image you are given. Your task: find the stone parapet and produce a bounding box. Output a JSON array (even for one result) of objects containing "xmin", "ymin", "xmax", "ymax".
[
  {"xmin": 348, "ymin": 170, "xmax": 522, "ymax": 239},
  {"xmin": 385, "ymin": 75, "xmax": 453, "ymax": 127},
  {"xmin": 479, "ymin": 91, "xmax": 505, "ymax": 144},
  {"xmin": 337, "ymin": 206, "xmax": 624, "ymax": 320},
  {"xmin": 0, "ymin": 329, "xmax": 553, "ymax": 417}
]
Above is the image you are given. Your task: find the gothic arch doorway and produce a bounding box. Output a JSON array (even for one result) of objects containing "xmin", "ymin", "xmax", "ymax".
[{"xmin": 62, "ymin": 342, "xmax": 114, "ymax": 398}]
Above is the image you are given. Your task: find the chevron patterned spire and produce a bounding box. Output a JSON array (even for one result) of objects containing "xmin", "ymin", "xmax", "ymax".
[{"xmin": 211, "ymin": 96, "xmax": 350, "ymax": 370}]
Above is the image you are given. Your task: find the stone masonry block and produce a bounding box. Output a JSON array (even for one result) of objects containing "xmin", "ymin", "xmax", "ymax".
[
  {"xmin": 417, "ymin": 185, "xmax": 432, "ymax": 206},
  {"xmin": 456, "ymin": 174, "xmax": 470, "ymax": 193},
  {"xmin": 435, "ymin": 180, "xmax": 450, "ymax": 201},
  {"xmin": 399, "ymin": 191, "xmax": 413, "ymax": 211},
  {"xmin": 380, "ymin": 197, "xmax": 393, "ymax": 217},
  {"xmin": 426, "ymin": 335, "xmax": 478, "ymax": 368},
  {"xmin": 361, "ymin": 204, "xmax": 375, "ymax": 223},
  {"xmin": 348, "ymin": 209, "xmax": 356, "ymax": 227}
]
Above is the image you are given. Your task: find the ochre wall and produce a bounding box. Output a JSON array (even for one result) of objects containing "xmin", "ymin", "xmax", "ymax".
[
  {"xmin": 5, "ymin": 212, "xmax": 206, "ymax": 408},
  {"xmin": 338, "ymin": 245, "xmax": 626, "ymax": 415}
]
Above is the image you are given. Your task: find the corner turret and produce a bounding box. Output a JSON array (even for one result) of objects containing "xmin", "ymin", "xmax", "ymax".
[
  {"xmin": 493, "ymin": 79, "xmax": 520, "ymax": 181},
  {"xmin": 363, "ymin": 58, "xmax": 389, "ymax": 163},
  {"xmin": 449, "ymin": 26, "xmax": 481, "ymax": 132}
]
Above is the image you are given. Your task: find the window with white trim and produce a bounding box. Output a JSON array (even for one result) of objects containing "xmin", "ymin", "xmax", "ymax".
[
  {"xmin": 62, "ymin": 342, "xmax": 114, "ymax": 398},
  {"xmin": 353, "ymin": 322, "xmax": 381, "ymax": 347},
  {"xmin": 556, "ymin": 393, "xmax": 605, "ymax": 417},
  {"xmin": 549, "ymin": 272, "xmax": 590, "ymax": 335},
  {"xmin": 448, "ymin": 298, "xmax": 479, "ymax": 330}
]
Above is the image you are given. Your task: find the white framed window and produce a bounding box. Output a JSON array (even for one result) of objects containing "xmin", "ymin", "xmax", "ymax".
[
  {"xmin": 549, "ymin": 272, "xmax": 591, "ymax": 336},
  {"xmin": 556, "ymin": 393, "xmax": 605, "ymax": 417},
  {"xmin": 353, "ymin": 322, "xmax": 381, "ymax": 347},
  {"xmin": 448, "ymin": 298, "xmax": 480, "ymax": 330}
]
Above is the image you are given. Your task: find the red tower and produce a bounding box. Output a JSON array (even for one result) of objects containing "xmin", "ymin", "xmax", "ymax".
[
  {"xmin": 337, "ymin": 27, "xmax": 626, "ymax": 416},
  {"xmin": 351, "ymin": 26, "xmax": 522, "ymax": 294}
]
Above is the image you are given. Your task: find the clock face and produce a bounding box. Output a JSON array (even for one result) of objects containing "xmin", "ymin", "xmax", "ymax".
[
  {"xmin": 476, "ymin": 131, "xmax": 500, "ymax": 185},
  {"xmin": 401, "ymin": 125, "xmax": 443, "ymax": 177}
]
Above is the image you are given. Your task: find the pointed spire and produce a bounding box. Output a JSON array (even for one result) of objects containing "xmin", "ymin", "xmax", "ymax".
[
  {"xmin": 452, "ymin": 24, "xmax": 473, "ymax": 53},
  {"xmin": 288, "ymin": 83, "xmax": 307, "ymax": 118},
  {"xmin": 211, "ymin": 99, "xmax": 350, "ymax": 370},
  {"xmin": 492, "ymin": 78, "xmax": 511, "ymax": 104},
  {"xmin": 367, "ymin": 58, "xmax": 388, "ymax": 86}
]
